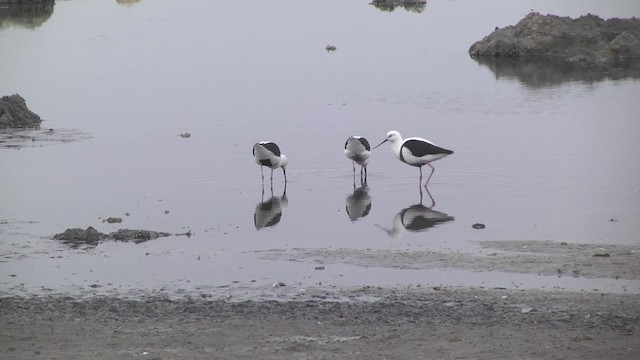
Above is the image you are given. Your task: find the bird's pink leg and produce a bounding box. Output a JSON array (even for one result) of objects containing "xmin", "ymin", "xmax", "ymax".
[
  {"xmin": 424, "ymin": 163, "xmax": 435, "ymax": 187},
  {"xmin": 261, "ymin": 166, "xmax": 264, "ymax": 181},
  {"xmin": 419, "ymin": 168, "xmax": 424, "ymax": 199},
  {"xmin": 270, "ymin": 169, "xmax": 274, "ymax": 182}
]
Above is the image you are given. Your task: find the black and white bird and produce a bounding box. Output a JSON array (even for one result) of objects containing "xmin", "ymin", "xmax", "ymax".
[
  {"xmin": 373, "ymin": 130, "xmax": 452, "ymax": 187},
  {"xmin": 253, "ymin": 141, "xmax": 288, "ymax": 183},
  {"xmin": 344, "ymin": 136, "xmax": 371, "ymax": 183}
]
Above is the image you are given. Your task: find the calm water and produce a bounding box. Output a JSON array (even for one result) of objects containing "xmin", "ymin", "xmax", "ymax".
[{"xmin": 1, "ymin": 0, "xmax": 640, "ymax": 297}]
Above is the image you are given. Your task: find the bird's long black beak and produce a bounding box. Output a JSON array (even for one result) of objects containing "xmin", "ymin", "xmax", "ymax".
[{"xmin": 373, "ymin": 139, "xmax": 387, "ymax": 150}]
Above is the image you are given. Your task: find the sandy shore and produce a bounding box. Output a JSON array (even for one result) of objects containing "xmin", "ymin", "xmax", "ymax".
[{"xmin": 1, "ymin": 286, "xmax": 639, "ymax": 360}]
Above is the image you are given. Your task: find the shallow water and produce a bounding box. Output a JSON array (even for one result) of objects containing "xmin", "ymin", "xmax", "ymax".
[{"xmin": 1, "ymin": 0, "xmax": 640, "ymax": 296}]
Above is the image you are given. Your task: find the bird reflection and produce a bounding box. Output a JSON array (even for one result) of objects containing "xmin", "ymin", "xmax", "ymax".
[
  {"xmin": 376, "ymin": 202, "xmax": 454, "ymax": 240},
  {"xmin": 346, "ymin": 182, "xmax": 372, "ymax": 222},
  {"xmin": 254, "ymin": 184, "xmax": 288, "ymax": 230}
]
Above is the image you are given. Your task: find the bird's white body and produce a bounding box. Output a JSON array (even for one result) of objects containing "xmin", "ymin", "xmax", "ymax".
[
  {"xmin": 345, "ymin": 136, "xmax": 371, "ymax": 182},
  {"xmin": 344, "ymin": 136, "xmax": 371, "ymax": 166},
  {"xmin": 253, "ymin": 141, "xmax": 288, "ymax": 182}
]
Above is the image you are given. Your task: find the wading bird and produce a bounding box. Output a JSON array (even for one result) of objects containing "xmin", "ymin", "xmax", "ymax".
[
  {"xmin": 373, "ymin": 130, "xmax": 452, "ymax": 190},
  {"xmin": 253, "ymin": 141, "xmax": 288, "ymax": 183},
  {"xmin": 344, "ymin": 136, "xmax": 371, "ymax": 183}
]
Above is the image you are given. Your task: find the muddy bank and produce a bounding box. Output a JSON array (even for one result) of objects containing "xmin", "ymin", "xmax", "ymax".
[
  {"xmin": 0, "ymin": 94, "xmax": 42, "ymax": 129},
  {"xmin": 469, "ymin": 13, "xmax": 640, "ymax": 65},
  {"xmin": 0, "ymin": 287, "xmax": 638, "ymax": 359}
]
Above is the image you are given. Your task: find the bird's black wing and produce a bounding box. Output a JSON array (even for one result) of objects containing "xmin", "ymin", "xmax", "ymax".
[
  {"xmin": 357, "ymin": 137, "xmax": 371, "ymax": 151},
  {"xmin": 261, "ymin": 142, "xmax": 281, "ymax": 156},
  {"xmin": 403, "ymin": 139, "xmax": 453, "ymax": 157}
]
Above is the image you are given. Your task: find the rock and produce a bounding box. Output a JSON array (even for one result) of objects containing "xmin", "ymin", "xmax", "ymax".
[
  {"xmin": 0, "ymin": 94, "xmax": 42, "ymax": 129},
  {"xmin": 103, "ymin": 217, "xmax": 123, "ymax": 224},
  {"xmin": 469, "ymin": 13, "xmax": 640, "ymax": 66},
  {"xmin": 53, "ymin": 226, "xmax": 106, "ymax": 246},
  {"xmin": 472, "ymin": 223, "xmax": 486, "ymax": 229},
  {"xmin": 53, "ymin": 227, "xmax": 171, "ymax": 246},
  {"xmin": 110, "ymin": 229, "xmax": 171, "ymax": 242},
  {"xmin": 592, "ymin": 253, "xmax": 611, "ymax": 257}
]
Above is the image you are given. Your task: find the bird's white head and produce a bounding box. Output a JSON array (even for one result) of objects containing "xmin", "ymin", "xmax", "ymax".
[
  {"xmin": 279, "ymin": 154, "xmax": 288, "ymax": 182},
  {"xmin": 279, "ymin": 154, "xmax": 288, "ymax": 169},
  {"xmin": 373, "ymin": 130, "xmax": 402, "ymax": 149}
]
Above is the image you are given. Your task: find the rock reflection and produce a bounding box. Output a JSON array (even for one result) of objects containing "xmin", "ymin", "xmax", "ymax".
[
  {"xmin": 472, "ymin": 56, "xmax": 640, "ymax": 88},
  {"xmin": 254, "ymin": 185, "xmax": 288, "ymax": 230},
  {"xmin": 0, "ymin": 128, "xmax": 91, "ymax": 149},
  {"xmin": 370, "ymin": 0, "xmax": 426, "ymax": 13},
  {"xmin": 116, "ymin": 0, "xmax": 141, "ymax": 6},
  {"xmin": 377, "ymin": 203, "xmax": 454, "ymax": 240},
  {"xmin": 346, "ymin": 183, "xmax": 371, "ymax": 222},
  {"xmin": 0, "ymin": 0, "xmax": 55, "ymax": 29}
]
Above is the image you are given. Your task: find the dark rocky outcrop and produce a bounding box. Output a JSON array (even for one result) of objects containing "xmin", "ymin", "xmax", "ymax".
[
  {"xmin": 53, "ymin": 226, "xmax": 106, "ymax": 246},
  {"xmin": 54, "ymin": 227, "xmax": 171, "ymax": 248},
  {"xmin": 469, "ymin": 12, "xmax": 640, "ymax": 65},
  {"xmin": 0, "ymin": 94, "xmax": 42, "ymax": 129},
  {"xmin": 111, "ymin": 229, "xmax": 171, "ymax": 242}
]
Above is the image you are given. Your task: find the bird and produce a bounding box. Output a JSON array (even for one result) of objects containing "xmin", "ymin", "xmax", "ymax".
[
  {"xmin": 253, "ymin": 141, "xmax": 288, "ymax": 183},
  {"xmin": 344, "ymin": 136, "xmax": 371, "ymax": 183},
  {"xmin": 373, "ymin": 130, "xmax": 452, "ymax": 188}
]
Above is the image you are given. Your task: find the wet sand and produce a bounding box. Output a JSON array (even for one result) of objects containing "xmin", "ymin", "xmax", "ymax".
[{"xmin": 1, "ymin": 287, "xmax": 638, "ymax": 360}]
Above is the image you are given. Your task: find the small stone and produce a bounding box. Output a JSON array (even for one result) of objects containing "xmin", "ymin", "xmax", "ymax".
[
  {"xmin": 179, "ymin": 132, "xmax": 191, "ymax": 138},
  {"xmin": 593, "ymin": 253, "xmax": 611, "ymax": 257},
  {"xmin": 472, "ymin": 223, "xmax": 486, "ymax": 229},
  {"xmin": 272, "ymin": 281, "xmax": 286, "ymax": 287}
]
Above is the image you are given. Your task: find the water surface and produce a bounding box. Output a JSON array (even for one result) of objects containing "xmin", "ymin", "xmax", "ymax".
[{"xmin": 1, "ymin": 0, "xmax": 640, "ymax": 296}]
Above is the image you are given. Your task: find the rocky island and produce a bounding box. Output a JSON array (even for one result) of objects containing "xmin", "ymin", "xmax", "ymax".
[
  {"xmin": 0, "ymin": 94, "xmax": 42, "ymax": 129},
  {"xmin": 469, "ymin": 12, "xmax": 640, "ymax": 65}
]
